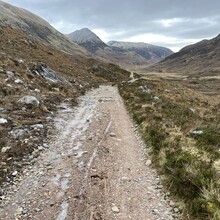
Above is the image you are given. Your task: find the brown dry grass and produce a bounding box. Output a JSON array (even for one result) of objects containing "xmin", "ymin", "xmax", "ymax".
[{"xmin": 119, "ymin": 76, "xmax": 220, "ymax": 219}]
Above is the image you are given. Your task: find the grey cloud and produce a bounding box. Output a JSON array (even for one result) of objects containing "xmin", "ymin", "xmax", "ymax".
[{"xmin": 3, "ymin": 0, "xmax": 220, "ymax": 51}]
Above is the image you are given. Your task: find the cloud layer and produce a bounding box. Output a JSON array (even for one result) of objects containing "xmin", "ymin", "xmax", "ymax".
[{"xmin": 3, "ymin": 0, "xmax": 220, "ymax": 51}]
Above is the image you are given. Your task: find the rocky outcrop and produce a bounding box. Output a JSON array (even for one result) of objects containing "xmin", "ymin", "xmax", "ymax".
[{"xmin": 18, "ymin": 96, "xmax": 40, "ymax": 106}]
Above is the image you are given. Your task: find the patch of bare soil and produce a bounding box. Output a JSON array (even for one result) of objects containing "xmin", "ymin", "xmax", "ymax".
[{"xmin": 0, "ymin": 86, "xmax": 175, "ymax": 220}]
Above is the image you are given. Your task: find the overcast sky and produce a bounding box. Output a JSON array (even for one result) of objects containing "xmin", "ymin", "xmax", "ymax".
[{"xmin": 3, "ymin": 0, "xmax": 220, "ymax": 51}]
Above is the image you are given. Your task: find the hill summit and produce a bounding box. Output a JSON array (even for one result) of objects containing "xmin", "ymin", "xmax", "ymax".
[{"xmin": 68, "ymin": 28, "xmax": 107, "ymax": 52}]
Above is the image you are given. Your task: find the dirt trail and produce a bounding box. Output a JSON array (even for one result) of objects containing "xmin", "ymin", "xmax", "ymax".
[{"xmin": 0, "ymin": 86, "xmax": 174, "ymax": 220}]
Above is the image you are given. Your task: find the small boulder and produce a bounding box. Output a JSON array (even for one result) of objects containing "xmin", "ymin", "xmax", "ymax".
[
  {"xmin": 1, "ymin": 147, "xmax": 11, "ymax": 153},
  {"xmin": 30, "ymin": 124, "xmax": 44, "ymax": 130},
  {"xmin": 191, "ymin": 130, "xmax": 203, "ymax": 135},
  {"xmin": 10, "ymin": 129, "xmax": 26, "ymax": 138},
  {"xmin": 34, "ymin": 89, "xmax": 40, "ymax": 93},
  {"xmin": 6, "ymin": 71, "xmax": 15, "ymax": 78},
  {"xmin": 14, "ymin": 79, "xmax": 23, "ymax": 84},
  {"xmin": 153, "ymin": 96, "xmax": 160, "ymax": 101},
  {"xmin": 145, "ymin": 159, "xmax": 152, "ymax": 166},
  {"xmin": 0, "ymin": 118, "xmax": 8, "ymax": 124},
  {"xmin": 18, "ymin": 96, "xmax": 40, "ymax": 106},
  {"xmin": 112, "ymin": 205, "xmax": 120, "ymax": 213},
  {"xmin": 12, "ymin": 171, "xmax": 18, "ymax": 176}
]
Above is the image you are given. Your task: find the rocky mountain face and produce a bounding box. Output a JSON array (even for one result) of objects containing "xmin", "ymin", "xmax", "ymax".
[
  {"xmin": 68, "ymin": 28, "xmax": 173, "ymax": 69},
  {"xmin": 68, "ymin": 28, "xmax": 107, "ymax": 53},
  {"xmin": 108, "ymin": 41, "xmax": 173, "ymax": 60},
  {"xmin": 0, "ymin": 0, "xmax": 87, "ymax": 55},
  {"xmin": 147, "ymin": 34, "xmax": 220, "ymax": 75}
]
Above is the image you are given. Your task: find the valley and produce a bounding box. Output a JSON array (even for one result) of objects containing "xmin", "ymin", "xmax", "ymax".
[{"xmin": 0, "ymin": 1, "xmax": 220, "ymax": 220}]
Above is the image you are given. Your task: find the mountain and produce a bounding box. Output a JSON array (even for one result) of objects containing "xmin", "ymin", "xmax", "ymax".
[
  {"xmin": 68, "ymin": 28, "xmax": 107, "ymax": 53},
  {"xmin": 67, "ymin": 28, "xmax": 150, "ymax": 68},
  {"xmin": 107, "ymin": 41, "xmax": 173, "ymax": 60},
  {"xmin": 0, "ymin": 0, "xmax": 87, "ymax": 55},
  {"xmin": 68, "ymin": 28, "xmax": 173, "ymax": 69},
  {"xmin": 146, "ymin": 34, "xmax": 220, "ymax": 75}
]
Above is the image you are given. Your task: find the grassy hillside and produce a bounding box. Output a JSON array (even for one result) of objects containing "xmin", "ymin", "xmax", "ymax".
[
  {"xmin": 146, "ymin": 34, "xmax": 220, "ymax": 76},
  {"xmin": 119, "ymin": 78, "xmax": 220, "ymax": 219}
]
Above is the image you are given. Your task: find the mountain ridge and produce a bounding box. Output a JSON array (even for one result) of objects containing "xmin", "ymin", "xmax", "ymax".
[
  {"xmin": 146, "ymin": 33, "xmax": 220, "ymax": 75},
  {"xmin": 108, "ymin": 41, "xmax": 173, "ymax": 60},
  {"xmin": 68, "ymin": 28, "xmax": 173, "ymax": 68},
  {"xmin": 0, "ymin": 0, "xmax": 87, "ymax": 56}
]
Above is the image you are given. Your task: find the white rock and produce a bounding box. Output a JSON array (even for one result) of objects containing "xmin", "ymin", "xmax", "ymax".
[
  {"xmin": 173, "ymin": 207, "xmax": 179, "ymax": 213},
  {"xmin": 14, "ymin": 79, "xmax": 23, "ymax": 84},
  {"xmin": 12, "ymin": 171, "xmax": 18, "ymax": 176},
  {"xmin": 145, "ymin": 159, "xmax": 152, "ymax": 166},
  {"xmin": 0, "ymin": 118, "xmax": 8, "ymax": 124},
  {"xmin": 6, "ymin": 71, "xmax": 15, "ymax": 78},
  {"xmin": 121, "ymin": 176, "xmax": 129, "ymax": 181},
  {"xmin": 17, "ymin": 59, "xmax": 24, "ymax": 64},
  {"xmin": 34, "ymin": 89, "xmax": 40, "ymax": 93},
  {"xmin": 38, "ymin": 146, "xmax": 44, "ymax": 151},
  {"xmin": 53, "ymin": 88, "xmax": 60, "ymax": 92},
  {"xmin": 189, "ymin": 108, "xmax": 196, "ymax": 113},
  {"xmin": 17, "ymin": 207, "xmax": 23, "ymax": 215},
  {"xmin": 112, "ymin": 206, "xmax": 120, "ymax": 213},
  {"xmin": 1, "ymin": 147, "xmax": 11, "ymax": 153},
  {"xmin": 43, "ymin": 143, "xmax": 49, "ymax": 148},
  {"xmin": 30, "ymin": 124, "xmax": 44, "ymax": 130},
  {"xmin": 18, "ymin": 96, "xmax": 40, "ymax": 106},
  {"xmin": 191, "ymin": 130, "xmax": 203, "ymax": 135}
]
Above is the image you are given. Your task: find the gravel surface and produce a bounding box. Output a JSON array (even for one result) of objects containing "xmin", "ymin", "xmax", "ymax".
[{"xmin": 0, "ymin": 85, "xmax": 177, "ymax": 220}]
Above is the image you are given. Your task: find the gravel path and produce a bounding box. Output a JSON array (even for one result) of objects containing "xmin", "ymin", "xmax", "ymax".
[{"xmin": 0, "ymin": 85, "xmax": 176, "ymax": 220}]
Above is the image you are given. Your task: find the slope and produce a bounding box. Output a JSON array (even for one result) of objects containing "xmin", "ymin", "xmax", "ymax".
[
  {"xmin": 0, "ymin": 25, "xmax": 131, "ymax": 187},
  {"xmin": 147, "ymin": 34, "xmax": 220, "ymax": 76},
  {"xmin": 0, "ymin": 0, "xmax": 87, "ymax": 55},
  {"xmin": 108, "ymin": 41, "xmax": 173, "ymax": 61}
]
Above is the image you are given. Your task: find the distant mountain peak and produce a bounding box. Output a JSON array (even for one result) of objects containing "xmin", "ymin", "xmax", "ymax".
[
  {"xmin": 68, "ymin": 29, "xmax": 173, "ymax": 67},
  {"xmin": 67, "ymin": 28, "xmax": 107, "ymax": 52},
  {"xmin": 107, "ymin": 41, "xmax": 173, "ymax": 60}
]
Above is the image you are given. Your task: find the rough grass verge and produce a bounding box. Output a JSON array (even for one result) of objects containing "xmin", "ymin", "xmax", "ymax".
[{"xmin": 118, "ymin": 79, "xmax": 220, "ymax": 220}]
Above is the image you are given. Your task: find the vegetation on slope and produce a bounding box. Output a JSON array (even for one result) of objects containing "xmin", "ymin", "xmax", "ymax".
[
  {"xmin": 146, "ymin": 34, "xmax": 220, "ymax": 76},
  {"xmin": 0, "ymin": 26, "xmax": 130, "ymax": 185},
  {"xmin": 119, "ymin": 78, "xmax": 220, "ymax": 219}
]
